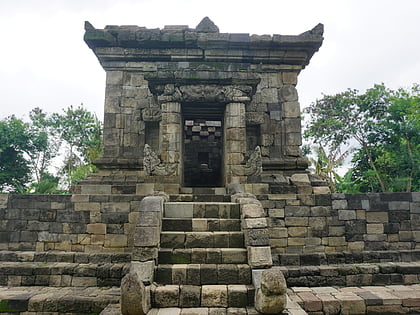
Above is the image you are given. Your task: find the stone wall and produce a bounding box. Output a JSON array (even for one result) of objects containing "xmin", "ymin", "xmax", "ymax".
[
  {"xmin": 1, "ymin": 192, "xmax": 419, "ymax": 259},
  {"xmin": 264, "ymin": 192, "xmax": 420, "ymax": 262},
  {"xmin": 0, "ymin": 194, "xmax": 144, "ymax": 252}
]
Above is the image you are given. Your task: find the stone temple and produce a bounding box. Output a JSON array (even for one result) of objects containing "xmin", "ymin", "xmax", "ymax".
[
  {"xmin": 82, "ymin": 17, "xmax": 325, "ymax": 193},
  {"xmin": 1, "ymin": 17, "xmax": 420, "ymax": 315}
]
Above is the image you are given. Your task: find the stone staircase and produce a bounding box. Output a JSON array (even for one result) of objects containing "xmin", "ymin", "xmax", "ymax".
[{"xmin": 148, "ymin": 188, "xmax": 258, "ymax": 314}]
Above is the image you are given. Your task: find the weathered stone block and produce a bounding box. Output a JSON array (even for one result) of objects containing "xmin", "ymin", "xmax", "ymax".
[
  {"xmin": 285, "ymin": 217, "xmax": 308, "ymax": 226},
  {"xmin": 288, "ymin": 227, "xmax": 307, "ymax": 237},
  {"xmin": 248, "ymin": 246, "xmax": 273, "ymax": 268},
  {"xmin": 313, "ymin": 187, "xmax": 331, "ymax": 194},
  {"xmin": 243, "ymin": 218, "xmax": 267, "ymax": 229},
  {"xmin": 80, "ymin": 185, "xmax": 112, "ymax": 195},
  {"xmin": 389, "ymin": 201, "xmax": 410, "ymax": 210},
  {"xmin": 285, "ymin": 206, "xmax": 310, "ymax": 217},
  {"xmin": 134, "ymin": 227, "xmax": 160, "ymax": 247},
  {"xmin": 366, "ymin": 223, "xmax": 384, "ymax": 234},
  {"xmin": 241, "ymin": 203, "xmax": 265, "ymax": 218},
  {"xmin": 87, "ymin": 223, "xmax": 106, "ymax": 234},
  {"xmin": 279, "ymin": 85, "xmax": 298, "ymax": 102},
  {"xmin": 245, "ymin": 229, "xmax": 270, "ymax": 246},
  {"xmin": 131, "ymin": 261, "xmax": 154, "ymax": 284},
  {"xmin": 282, "ymin": 72, "xmax": 298, "ymax": 85},
  {"xmin": 154, "ymin": 285, "xmax": 179, "ymax": 307},
  {"xmin": 137, "ymin": 211, "xmax": 160, "ymax": 227},
  {"xmin": 366, "ymin": 211, "xmax": 388, "ymax": 223},
  {"xmin": 201, "ymin": 285, "xmax": 228, "ymax": 307},
  {"xmin": 140, "ymin": 196, "xmax": 164, "ymax": 213},
  {"xmin": 120, "ymin": 272, "xmax": 150, "ymax": 315},
  {"xmin": 338, "ymin": 210, "xmax": 356, "ymax": 221},
  {"xmin": 180, "ymin": 285, "xmax": 201, "ymax": 307},
  {"xmin": 228, "ymin": 285, "xmax": 248, "ymax": 307},
  {"xmin": 105, "ymin": 234, "xmax": 128, "ymax": 247},
  {"xmin": 332, "ymin": 200, "xmax": 348, "ymax": 210}
]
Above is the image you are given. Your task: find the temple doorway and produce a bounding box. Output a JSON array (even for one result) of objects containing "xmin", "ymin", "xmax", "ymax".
[{"xmin": 182, "ymin": 104, "xmax": 224, "ymax": 187}]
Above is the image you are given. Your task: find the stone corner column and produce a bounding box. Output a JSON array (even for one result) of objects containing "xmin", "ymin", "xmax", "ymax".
[
  {"xmin": 159, "ymin": 101, "xmax": 182, "ymax": 185},
  {"xmin": 224, "ymin": 102, "xmax": 247, "ymax": 186}
]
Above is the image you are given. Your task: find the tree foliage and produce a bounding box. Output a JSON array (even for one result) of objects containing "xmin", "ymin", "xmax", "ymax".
[
  {"xmin": 304, "ymin": 144, "xmax": 352, "ymax": 193},
  {"xmin": 0, "ymin": 116, "xmax": 48, "ymax": 192},
  {"xmin": 305, "ymin": 83, "xmax": 420, "ymax": 192},
  {"xmin": 51, "ymin": 105, "xmax": 102, "ymax": 189},
  {"xmin": 0, "ymin": 105, "xmax": 102, "ymax": 193}
]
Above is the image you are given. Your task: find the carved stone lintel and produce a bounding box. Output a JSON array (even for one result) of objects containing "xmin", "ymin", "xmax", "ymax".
[
  {"xmin": 231, "ymin": 146, "xmax": 263, "ymax": 176},
  {"xmin": 155, "ymin": 84, "xmax": 253, "ymax": 103},
  {"xmin": 142, "ymin": 108, "xmax": 162, "ymax": 122},
  {"xmin": 143, "ymin": 144, "xmax": 176, "ymax": 176}
]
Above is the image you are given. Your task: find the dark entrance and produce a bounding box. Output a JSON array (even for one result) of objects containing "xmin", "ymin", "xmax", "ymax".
[
  {"xmin": 182, "ymin": 104, "xmax": 224, "ymax": 187},
  {"xmin": 183, "ymin": 119, "xmax": 223, "ymax": 187}
]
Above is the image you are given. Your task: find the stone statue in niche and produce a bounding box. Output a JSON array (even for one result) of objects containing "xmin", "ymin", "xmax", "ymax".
[
  {"xmin": 143, "ymin": 144, "xmax": 176, "ymax": 176},
  {"xmin": 232, "ymin": 146, "xmax": 263, "ymax": 176}
]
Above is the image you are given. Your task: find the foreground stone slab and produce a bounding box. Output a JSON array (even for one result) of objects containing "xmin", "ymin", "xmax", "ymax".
[
  {"xmin": 0, "ymin": 286, "xmax": 120, "ymax": 313},
  {"xmin": 121, "ymin": 273, "xmax": 149, "ymax": 315}
]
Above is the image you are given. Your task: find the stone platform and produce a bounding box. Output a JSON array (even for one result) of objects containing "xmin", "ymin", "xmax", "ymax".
[{"xmin": 99, "ymin": 284, "xmax": 420, "ymax": 314}]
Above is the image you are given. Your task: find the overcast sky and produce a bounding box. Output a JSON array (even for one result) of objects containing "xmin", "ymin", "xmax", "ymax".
[{"xmin": 1, "ymin": 0, "xmax": 419, "ymax": 121}]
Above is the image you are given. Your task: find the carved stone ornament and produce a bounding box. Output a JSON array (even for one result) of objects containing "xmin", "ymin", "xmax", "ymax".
[
  {"xmin": 143, "ymin": 144, "xmax": 176, "ymax": 176},
  {"xmin": 156, "ymin": 84, "xmax": 253, "ymax": 103},
  {"xmin": 142, "ymin": 108, "xmax": 162, "ymax": 122},
  {"xmin": 231, "ymin": 146, "xmax": 263, "ymax": 176}
]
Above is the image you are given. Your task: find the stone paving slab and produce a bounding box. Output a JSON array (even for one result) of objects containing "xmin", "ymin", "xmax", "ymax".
[{"xmin": 289, "ymin": 284, "xmax": 420, "ymax": 314}]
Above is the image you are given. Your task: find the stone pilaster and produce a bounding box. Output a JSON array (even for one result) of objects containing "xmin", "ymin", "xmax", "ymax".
[
  {"xmin": 224, "ymin": 102, "xmax": 247, "ymax": 185},
  {"xmin": 279, "ymin": 84, "xmax": 302, "ymax": 157},
  {"xmin": 159, "ymin": 101, "xmax": 182, "ymax": 182}
]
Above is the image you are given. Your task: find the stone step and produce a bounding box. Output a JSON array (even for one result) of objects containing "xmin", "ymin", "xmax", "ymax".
[
  {"xmin": 162, "ymin": 218, "xmax": 241, "ymax": 232},
  {"xmin": 170, "ymin": 194, "xmax": 231, "ymax": 202},
  {"xmin": 164, "ymin": 202, "xmax": 240, "ymax": 219},
  {"xmin": 102, "ymin": 304, "xmax": 261, "ymax": 315},
  {"xmin": 180, "ymin": 187, "xmax": 227, "ymax": 195},
  {"xmin": 160, "ymin": 231, "xmax": 244, "ymax": 249},
  {"xmin": 151, "ymin": 284, "xmax": 254, "ymax": 308},
  {"xmin": 0, "ymin": 261, "xmax": 129, "ymax": 287},
  {"xmin": 0, "ymin": 286, "xmax": 120, "ymax": 313},
  {"xmin": 0, "ymin": 250, "xmax": 131, "ymax": 263},
  {"xmin": 279, "ymin": 261, "xmax": 420, "ymax": 287},
  {"xmin": 158, "ymin": 248, "xmax": 248, "ymax": 264},
  {"xmin": 155, "ymin": 264, "xmax": 251, "ymax": 285}
]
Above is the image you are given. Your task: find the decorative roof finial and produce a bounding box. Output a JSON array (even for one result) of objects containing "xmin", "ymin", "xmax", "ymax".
[{"xmin": 196, "ymin": 17, "xmax": 219, "ymax": 33}]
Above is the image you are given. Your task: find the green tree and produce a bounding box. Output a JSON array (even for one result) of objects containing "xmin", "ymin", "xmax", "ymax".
[
  {"xmin": 305, "ymin": 83, "xmax": 420, "ymax": 192},
  {"xmin": 27, "ymin": 172, "xmax": 62, "ymax": 194},
  {"xmin": 51, "ymin": 105, "xmax": 102, "ymax": 188},
  {"xmin": 350, "ymin": 85, "xmax": 420, "ymax": 192},
  {"xmin": 0, "ymin": 105, "xmax": 102, "ymax": 193},
  {"xmin": 0, "ymin": 116, "xmax": 48, "ymax": 192},
  {"xmin": 305, "ymin": 144, "xmax": 352, "ymax": 192},
  {"xmin": 27, "ymin": 108, "xmax": 61, "ymax": 184}
]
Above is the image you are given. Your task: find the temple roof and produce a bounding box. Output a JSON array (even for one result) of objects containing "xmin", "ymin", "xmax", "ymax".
[{"xmin": 84, "ymin": 17, "xmax": 324, "ymax": 67}]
